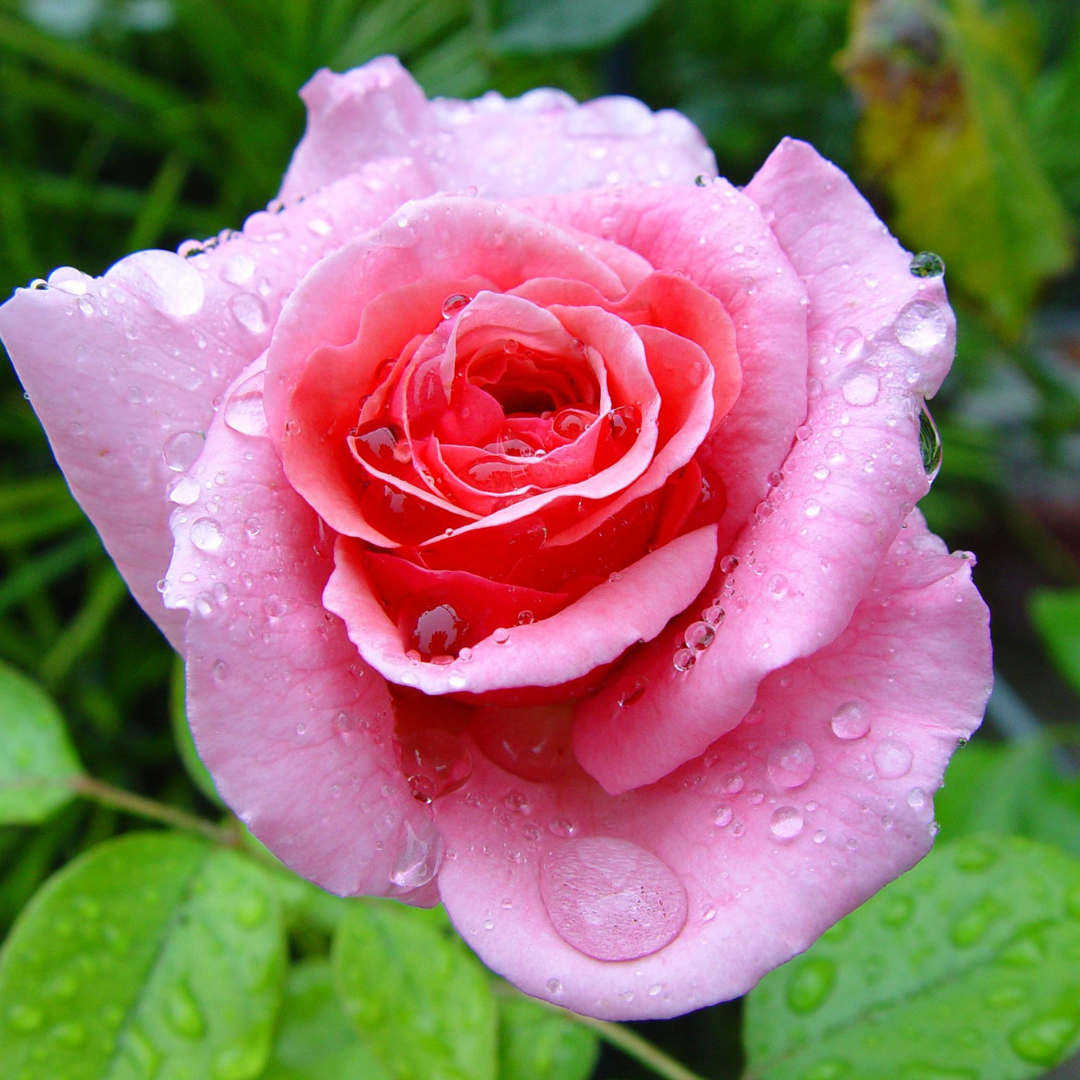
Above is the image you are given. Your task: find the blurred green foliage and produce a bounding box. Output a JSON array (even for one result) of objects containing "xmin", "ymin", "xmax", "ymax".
[{"xmin": 2, "ymin": 1, "xmax": 1080, "ymax": 1078}]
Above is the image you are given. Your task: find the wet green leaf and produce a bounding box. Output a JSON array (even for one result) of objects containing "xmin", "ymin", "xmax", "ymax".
[
  {"xmin": 498, "ymin": 992, "xmax": 599, "ymax": 1080},
  {"xmin": 0, "ymin": 659, "xmax": 82, "ymax": 824},
  {"xmin": 262, "ymin": 959, "xmax": 389, "ymax": 1080},
  {"xmin": 745, "ymin": 837, "xmax": 1080, "ymax": 1080},
  {"xmin": 0, "ymin": 832, "xmax": 286, "ymax": 1080},
  {"xmin": 333, "ymin": 902, "xmax": 497, "ymax": 1080}
]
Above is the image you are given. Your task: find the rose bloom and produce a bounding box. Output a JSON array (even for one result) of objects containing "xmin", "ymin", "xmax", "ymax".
[{"xmin": 0, "ymin": 58, "xmax": 990, "ymax": 1019}]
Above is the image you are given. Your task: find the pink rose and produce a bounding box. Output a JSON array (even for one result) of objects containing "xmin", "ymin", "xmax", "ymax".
[{"xmin": 0, "ymin": 58, "xmax": 991, "ymax": 1019}]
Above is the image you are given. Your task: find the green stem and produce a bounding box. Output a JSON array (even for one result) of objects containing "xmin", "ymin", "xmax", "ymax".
[
  {"xmin": 495, "ymin": 983, "xmax": 708, "ymax": 1080},
  {"xmin": 574, "ymin": 1014, "xmax": 710, "ymax": 1080},
  {"xmin": 69, "ymin": 775, "xmax": 236, "ymax": 846}
]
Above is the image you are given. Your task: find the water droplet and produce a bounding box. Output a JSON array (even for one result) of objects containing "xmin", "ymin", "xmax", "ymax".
[
  {"xmin": 539, "ymin": 837, "xmax": 687, "ymax": 961},
  {"xmin": 832, "ymin": 327, "xmax": 864, "ymax": 361},
  {"xmin": 841, "ymin": 371, "xmax": 880, "ymax": 407},
  {"xmin": 720, "ymin": 555, "xmax": 739, "ymax": 574},
  {"xmin": 618, "ymin": 681, "xmax": 647, "ymax": 707},
  {"xmin": 220, "ymin": 253, "xmax": 255, "ymax": 285},
  {"xmin": 702, "ymin": 603, "xmax": 725, "ymax": 626},
  {"xmin": 673, "ymin": 647, "xmax": 697, "ymax": 672},
  {"xmin": 813, "ymin": 829, "xmax": 827, "ymax": 843},
  {"xmin": 169, "ymin": 476, "xmax": 201, "ymax": 505},
  {"xmin": 306, "ymin": 217, "xmax": 332, "ymax": 236},
  {"xmin": 492, "ymin": 627, "xmax": 511, "ymax": 645},
  {"xmin": 190, "ymin": 517, "xmax": 224, "ymax": 553},
  {"xmin": 919, "ymin": 402, "xmax": 943, "ymax": 479},
  {"xmin": 211, "ymin": 659, "xmax": 229, "ymax": 683},
  {"xmin": 163, "ymin": 981, "xmax": 205, "ymax": 1039},
  {"xmin": 163, "ymin": 430, "xmax": 204, "ymax": 472},
  {"xmin": 874, "ymin": 739, "xmax": 913, "ymax": 779},
  {"xmin": 896, "ymin": 300, "xmax": 947, "ymax": 353},
  {"xmin": 108, "ymin": 250, "xmax": 205, "ymax": 317},
  {"xmin": 548, "ymin": 816, "xmax": 576, "ymax": 839},
  {"xmin": 546, "ymin": 978, "xmax": 563, "ymax": 994},
  {"xmin": 713, "ymin": 805, "xmax": 733, "ymax": 827},
  {"xmin": 390, "ymin": 820, "xmax": 444, "ymax": 888},
  {"xmin": 441, "ymin": 293, "xmax": 471, "ymax": 319},
  {"xmin": 685, "ymin": 621, "xmax": 715, "ymax": 650},
  {"xmin": 694, "ymin": 174, "xmax": 709, "ymax": 187},
  {"xmin": 6, "ymin": 1003, "xmax": 44, "ymax": 1032},
  {"xmin": 804, "ymin": 499, "xmax": 821, "ymax": 518},
  {"xmin": 223, "ymin": 371, "xmax": 268, "ymax": 437},
  {"xmin": 262, "ymin": 595, "xmax": 288, "ymax": 619},
  {"xmin": 770, "ymin": 806, "xmax": 804, "ymax": 839},
  {"xmin": 907, "ymin": 787, "xmax": 927, "ymax": 809},
  {"xmin": 767, "ymin": 574, "xmax": 789, "ymax": 598},
  {"xmin": 796, "ymin": 424, "xmax": 813, "ymax": 441},
  {"xmin": 768, "ymin": 740, "xmax": 815, "ymax": 788},
  {"xmin": 229, "ymin": 292, "xmax": 270, "ymax": 334},
  {"xmin": 910, "ymin": 251, "xmax": 945, "ymax": 278},
  {"xmin": 787, "ymin": 957, "xmax": 835, "ymax": 1012},
  {"xmin": 399, "ymin": 729, "xmax": 471, "ymax": 803},
  {"xmin": 831, "ymin": 701, "xmax": 870, "ymax": 740},
  {"xmin": 1010, "ymin": 1011, "xmax": 1080, "ymax": 1066}
]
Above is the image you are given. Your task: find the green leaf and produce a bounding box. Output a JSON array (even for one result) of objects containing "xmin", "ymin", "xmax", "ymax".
[
  {"xmin": 846, "ymin": 0, "xmax": 1074, "ymax": 336},
  {"xmin": 0, "ymin": 832, "xmax": 286, "ymax": 1080},
  {"xmin": 498, "ymin": 992, "xmax": 599, "ymax": 1080},
  {"xmin": 262, "ymin": 959, "xmax": 391, "ymax": 1080},
  {"xmin": 935, "ymin": 738, "xmax": 1080, "ymax": 859},
  {"xmin": 332, "ymin": 901, "xmax": 498, "ymax": 1080},
  {"xmin": 745, "ymin": 836, "xmax": 1080, "ymax": 1080},
  {"xmin": 170, "ymin": 656, "xmax": 224, "ymax": 807},
  {"xmin": 493, "ymin": 0, "xmax": 659, "ymax": 54},
  {"xmin": 0, "ymin": 659, "xmax": 82, "ymax": 824},
  {"xmin": 1030, "ymin": 588, "xmax": 1080, "ymax": 695}
]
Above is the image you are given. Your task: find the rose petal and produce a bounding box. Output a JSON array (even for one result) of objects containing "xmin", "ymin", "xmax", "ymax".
[
  {"xmin": 325, "ymin": 524, "xmax": 718, "ymax": 696},
  {"xmin": 433, "ymin": 514, "xmax": 990, "ymax": 1019},
  {"xmin": 163, "ymin": 358, "xmax": 435, "ymax": 899},
  {"xmin": 281, "ymin": 58, "xmax": 716, "ymax": 203},
  {"xmin": 575, "ymin": 152, "xmax": 952, "ymax": 793},
  {"xmin": 0, "ymin": 158, "xmax": 429, "ymax": 646}
]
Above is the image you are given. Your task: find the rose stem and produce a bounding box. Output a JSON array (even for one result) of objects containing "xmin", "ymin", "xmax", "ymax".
[
  {"xmin": 495, "ymin": 983, "xmax": 708, "ymax": 1080},
  {"xmin": 68, "ymin": 774, "xmax": 236, "ymax": 845}
]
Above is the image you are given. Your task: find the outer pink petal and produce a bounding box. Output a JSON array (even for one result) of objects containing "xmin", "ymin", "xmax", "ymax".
[
  {"xmin": 280, "ymin": 58, "xmax": 716, "ymax": 204},
  {"xmin": 433, "ymin": 515, "xmax": 991, "ymax": 1019},
  {"xmin": 0, "ymin": 158, "xmax": 430, "ymax": 647},
  {"xmin": 325, "ymin": 525, "xmax": 718, "ymax": 696},
  {"xmin": 575, "ymin": 146, "xmax": 956, "ymax": 793},
  {"xmin": 163, "ymin": 359, "xmax": 434, "ymax": 900}
]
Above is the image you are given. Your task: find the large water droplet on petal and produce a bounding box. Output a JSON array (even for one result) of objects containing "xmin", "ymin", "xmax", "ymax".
[
  {"xmin": 108, "ymin": 250, "xmax": 205, "ymax": 318},
  {"xmin": 767, "ymin": 739, "xmax": 815, "ymax": 788},
  {"xmin": 223, "ymin": 371, "xmax": 268, "ymax": 438},
  {"xmin": 190, "ymin": 517, "xmax": 224, "ymax": 552},
  {"xmin": 473, "ymin": 704, "xmax": 573, "ymax": 782},
  {"xmin": 163, "ymin": 430, "xmax": 205, "ymax": 472},
  {"xmin": 919, "ymin": 402, "xmax": 943, "ymax": 480},
  {"xmin": 770, "ymin": 805, "xmax": 804, "ymax": 840},
  {"xmin": 390, "ymin": 821, "xmax": 444, "ymax": 889},
  {"xmin": 831, "ymin": 701, "xmax": 870, "ymax": 740},
  {"xmin": 841, "ymin": 371, "xmax": 879, "ymax": 407},
  {"xmin": 896, "ymin": 300, "xmax": 947, "ymax": 353},
  {"xmin": 229, "ymin": 292, "xmax": 270, "ymax": 335},
  {"xmin": 399, "ymin": 729, "xmax": 471, "ymax": 803},
  {"xmin": 539, "ymin": 837, "xmax": 687, "ymax": 961},
  {"xmin": 909, "ymin": 251, "xmax": 945, "ymax": 278},
  {"xmin": 874, "ymin": 739, "xmax": 914, "ymax": 779}
]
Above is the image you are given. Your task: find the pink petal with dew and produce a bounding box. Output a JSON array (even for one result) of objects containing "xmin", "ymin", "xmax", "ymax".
[
  {"xmin": 280, "ymin": 57, "xmax": 716, "ymax": 204},
  {"xmin": 267, "ymin": 196, "xmax": 627, "ymax": 454},
  {"xmin": 164, "ymin": 357, "xmax": 435, "ymax": 901},
  {"xmin": 0, "ymin": 157, "xmax": 430, "ymax": 647},
  {"xmin": 325, "ymin": 524, "xmax": 718, "ymax": 697},
  {"xmin": 434, "ymin": 514, "xmax": 991, "ymax": 1019},
  {"xmin": 574, "ymin": 148, "xmax": 956, "ymax": 793},
  {"xmin": 516, "ymin": 179, "xmax": 809, "ymax": 557}
]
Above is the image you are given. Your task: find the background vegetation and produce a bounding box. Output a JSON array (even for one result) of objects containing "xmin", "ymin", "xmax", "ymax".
[{"xmin": 2, "ymin": 0, "xmax": 1080, "ymax": 1077}]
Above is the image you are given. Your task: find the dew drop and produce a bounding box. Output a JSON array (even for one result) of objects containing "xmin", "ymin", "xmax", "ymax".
[
  {"xmin": 492, "ymin": 627, "xmax": 511, "ymax": 645},
  {"xmin": 1009, "ymin": 1013, "xmax": 1079, "ymax": 1065},
  {"xmin": 713, "ymin": 805, "xmax": 733, "ymax": 827},
  {"xmin": 720, "ymin": 555, "xmax": 739, "ymax": 574},
  {"xmin": 190, "ymin": 517, "xmax": 224, "ymax": 552},
  {"xmin": 306, "ymin": 217, "xmax": 332, "ymax": 236},
  {"xmin": 540, "ymin": 838, "xmax": 687, "ymax": 961},
  {"xmin": 229, "ymin": 292, "xmax": 270, "ymax": 335},
  {"xmin": 770, "ymin": 806, "xmax": 804, "ymax": 839},
  {"xmin": 673, "ymin": 647, "xmax": 697, "ymax": 672},
  {"xmin": 685, "ymin": 621, "xmax": 715, "ymax": 650},
  {"xmin": 830, "ymin": 701, "xmax": 870, "ymax": 740},
  {"xmin": 907, "ymin": 787, "xmax": 927, "ymax": 809},
  {"xmin": 163, "ymin": 430, "xmax": 205, "ymax": 472},
  {"xmin": 399, "ymin": 729, "xmax": 471, "ymax": 803},
  {"xmin": 223, "ymin": 371, "xmax": 268, "ymax": 437},
  {"xmin": 163, "ymin": 981, "xmax": 205, "ymax": 1039},
  {"xmin": 441, "ymin": 293, "xmax": 471, "ymax": 319},
  {"xmin": 262, "ymin": 595, "xmax": 288, "ymax": 619},
  {"xmin": 841, "ymin": 371, "xmax": 880, "ymax": 407},
  {"xmin": 896, "ymin": 300, "xmax": 947, "ymax": 353},
  {"xmin": 169, "ymin": 476, "xmax": 201, "ymax": 505},
  {"xmin": 832, "ymin": 327, "xmax": 864, "ymax": 361},
  {"xmin": 767, "ymin": 739, "xmax": 815, "ymax": 788},
  {"xmin": 546, "ymin": 978, "xmax": 563, "ymax": 994},
  {"xmin": 919, "ymin": 402, "xmax": 943, "ymax": 480},
  {"xmin": 804, "ymin": 499, "xmax": 821, "ymax": 519},
  {"xmin": 767, "ymin": 574, "xmax": 789, "ymax": 598},
  {"xmin": 108, "ymin": 250, "xmax": 205, "ymax": 318},
  {"xmin": 909, "ymin": 251, "xmax": 945, "ymax": 278},
  {"xmin": 874, "ymin": 739, "xmax": 914, "ymax": 779},
  {"xmin": 390, "ymin": 820, "xmax": 444, "ymax": 888},
  {"xmin": 220, "ymin": 253, "xmax": 255, "ymax": 285}
]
